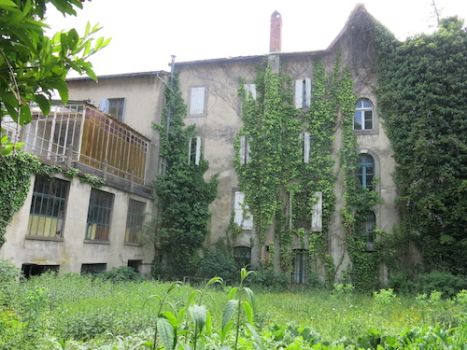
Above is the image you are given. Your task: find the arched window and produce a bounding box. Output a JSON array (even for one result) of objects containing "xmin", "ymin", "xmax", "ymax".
[
  {"xmin": 354, "ymin": 98, "xmax": 373, "ymax": 130},
  {"xmin": 357, "ymin": 154, "xmax": 374, "ymax": 190},
  {"xmin": 357, "ymin": 211, "xmax": 376, "ymax": 251}
]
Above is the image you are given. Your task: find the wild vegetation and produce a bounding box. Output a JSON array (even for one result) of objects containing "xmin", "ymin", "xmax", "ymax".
[{"xmin": 0, "ymin": 263, "xmax": 466, "ymax": 349}]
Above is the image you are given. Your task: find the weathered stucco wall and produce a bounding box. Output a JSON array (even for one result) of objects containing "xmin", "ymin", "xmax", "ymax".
[{"xmin": 0, "ymin": 175, "xmax": 154, "ymax": 275}]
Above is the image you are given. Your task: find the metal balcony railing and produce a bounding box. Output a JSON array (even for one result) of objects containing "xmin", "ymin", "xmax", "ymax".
[{"xmin": 19, "ymin": 102, "xmax": 150, "ymax": 191}]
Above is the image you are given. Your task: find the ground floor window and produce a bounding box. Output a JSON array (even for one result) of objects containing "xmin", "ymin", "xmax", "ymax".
[
  {"xmin": 125, "ymin": 199, "xmax": 146, "ymax": 244},
  {"xmin": 233, "ymin": 246, "xmax": 251, "ymax": 268},
  {"xmin": 21, "ymin": 264, "xmax": 59, "ymax": 278},
  {"xmin": 81, "ymin": 263, "xmax": 106, "ymax": 275},
  {"xmin": 127, "ymin": 260, "xmax": 142, "ymax": 273},
  {"xmin": 86, "ymin": 189, "xmax": 114, "ymax": 241},
  {"xmin": 293, "ymin": 249, "xmax": 308, "ymax": 284}
]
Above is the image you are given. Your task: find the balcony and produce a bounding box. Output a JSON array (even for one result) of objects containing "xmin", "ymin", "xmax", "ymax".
[{"xmin": 20, "ymin": 102, "xmax": 152, "ymax": 197}]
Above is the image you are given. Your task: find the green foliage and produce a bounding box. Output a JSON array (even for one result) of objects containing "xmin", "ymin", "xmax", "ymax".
[
  {"xmin": 0, "ymin": 152, "xmax": 40, "ymax": 246},
  {"xmin": 99, "ymin": 266, "xmax": 142, "ymax": 283},
  {"xmin": 154, "ymin": 75, "xmax": 218, "ymax": 278},
  {"xmin": 375, "ymin": 17, "xmax": 467, "ymax": 275},
  {"xmin": 197, "ymin": 244, "xmax": 238, "ymax": 282},
  {"xmin": 250, "ymin": 266, "xmax": 289, "ymax": 290},
  {"xmin": 0, "ymin": 259, "xmax": 20, "ymax": 283},
  {"xmin": 0, "ymin": 0, "xmax": 110, "ymax": 154}
]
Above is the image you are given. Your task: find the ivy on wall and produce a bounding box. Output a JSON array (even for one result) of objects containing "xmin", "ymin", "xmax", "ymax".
[
  {"xmin": 375, "ymin": 17, "xmax": 467, "ymax": 275},
  {"xmin": 0, "ymin": 152, "xmax": 103, "ymax": 247},
  {"xmin": 154, "ymin": 75, "xmax": 218, "ymax": 278},
  {"xmin": 236, "ymin": 58, "xmax": 380, "ymax": 288}
]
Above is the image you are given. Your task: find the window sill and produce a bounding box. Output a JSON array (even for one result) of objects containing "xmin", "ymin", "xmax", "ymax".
[
  {"xmin": 187, "ymin": 113, "xmax": 207, "ymax": 118},
  {"xmin": 25, "ymin": 236, "xmax": 64, "ymax": 242},
  {"xmin": 354, "ymin": 129, "xmax": 378, "ymax": 136},
  {"xmin": 84, "ymin": 240, "xmax": 110, "ymax": 245},
  {"xmin": 124, "ymin": 242, "xmax": 143, "ymax": 247}
]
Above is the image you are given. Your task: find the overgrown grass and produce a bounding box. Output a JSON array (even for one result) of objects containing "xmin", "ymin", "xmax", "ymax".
[{"xmin": 1, "ymin": 273, "xmax": 466, "ymax": 349}]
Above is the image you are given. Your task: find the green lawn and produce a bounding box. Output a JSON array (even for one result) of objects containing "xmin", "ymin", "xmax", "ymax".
[{"xmin": 1, "ymin": 274, "xmax": 466, "ymax": 349}]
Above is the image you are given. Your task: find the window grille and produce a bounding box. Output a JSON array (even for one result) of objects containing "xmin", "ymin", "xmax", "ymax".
[
  {"xmin": 86, "ymin": 189, "xmax": 114, "ymax": 241},
  {"xmin": 125, "ymin": 199, "xmax": 146, "ymax": 244},
  {"xmin": 27, "ymin": 176, "xmax": 69, "ymax": 238}
]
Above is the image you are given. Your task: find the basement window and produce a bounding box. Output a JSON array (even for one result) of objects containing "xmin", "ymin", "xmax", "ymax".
[
  {"xmin": 27, "ymin": 176, "xmax": 69, "ymax": 238},
  {"xmin": 81, "ymin": 263, "xmax": 107, "ymax": 275},
  {"xmin": 21, "ymin": 264, "xmax": 59, "ymax": 278}
]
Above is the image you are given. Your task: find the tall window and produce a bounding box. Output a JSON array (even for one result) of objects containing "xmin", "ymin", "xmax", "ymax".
[
  {"xmin": 354, "ymin": 98, "xmax": 373, "ymax": 130},
  {"xmin": 189, "ymin": 86, "xmax": 206, "ymax": 116},
  {"xmin": 108, "ymin": 98, "xmax": 125, "ymax": 121},
  {"xmin": 239, "ymin": 135, "xmax": 251, "ymax": 165},
  {"xmin": 86, "ymin": 189, "xmax": 114, "ymax": 241},
  {"xmin": 234, "ymin": 246, "xmax": 251, "ymax": 268},
  {"xmin": 300, "ymin": 132, "xmax": 311, "ymax": 163},
  {"xmin": 188, "ymin": 136, "xmax": 202, "ymax": 165},
  {"xmin": 357, "ymin": 211, "xmax": 376, "ymax": 251},
  {"xmin": 125, "ymin": 199, "xmax": 146, "ymax": 244},
  {"xmin": 27, "ymin": 176, "xmax": 69, "ymax": 238},
  {"xmin": 294, "ymin": 78, "xmax": 311, "ymax": 109},
  {"xmin": 243, "ymin": 83, "xmax": 256, "ymax": 100},
  {"xmin": 357, "ymin": 154, "xmax": 375, "ymax": 190},
  {"xmin": 293, "ymin": 249, "xmax": 308, "ymax": 284},
  {"xmin": 234, "ymin": 191, "xmax": 253, "ymax": 230}
]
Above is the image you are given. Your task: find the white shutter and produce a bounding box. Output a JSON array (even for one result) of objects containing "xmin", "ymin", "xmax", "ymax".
[
  {"xmin": 99, "ymin": 99, "xmax": 109, "ymax": 113},
  {"xmin": 311, "ymin": 191, "xmax": 323, "ymax": 232},
  {"xmin": 294, "ymin": 80, "xmax": 303, "ymax": 108},
  {"xmin": 244, "ymin": 83, "xmax": 256, "ymax": 100},
  {"xmin": 234, "ymin": 191, "xmax": 253, "ymax": 230},
  {"xmin": 303, "ymin": 132, "xmax": 311, "ymax": 163},
  {"xmin": 195, "ymin": 136, "xmax": 201, "ymax": 165},
  {"xmin": 239, "ymin": 136, "xmax": 246, "ymax": 164},
  {"xmin": 305, "ymin": 78, "xmax": 311, "ymax": 107},
  {"xmin": 189, "ymin": 87, "xmax": 205, "ymax": 115}
]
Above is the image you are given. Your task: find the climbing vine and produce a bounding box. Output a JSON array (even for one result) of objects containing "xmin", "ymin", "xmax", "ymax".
[
  {"xmin": 375, "ymin": 17, "xmax": 467, "ymax": 275},
  {"xmin": 236, "ymin": 58, "xmax": 380, "ymax": 287},
  {"xmin": 0, "ymin": 152, "xmax": 104, "ymax": 247},
  {"xmin": 154, "ymin": 75, "xmax": 218, "ymax": 278}
]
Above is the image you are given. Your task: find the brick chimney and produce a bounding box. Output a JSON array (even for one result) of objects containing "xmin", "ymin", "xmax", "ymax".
[{"xmin": 270, "ymin": 11, "xmax": 282, "ymax": 53}]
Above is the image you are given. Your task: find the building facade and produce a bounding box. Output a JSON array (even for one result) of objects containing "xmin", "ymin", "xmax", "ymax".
[{"xmin": 1, "ymin": 5, "xmax": 398, "ymax": 282}]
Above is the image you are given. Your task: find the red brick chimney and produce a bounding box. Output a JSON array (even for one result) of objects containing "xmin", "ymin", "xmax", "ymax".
[{"xmin": 270, "ymin": 11, "xmax": 282, "ymax": 53}]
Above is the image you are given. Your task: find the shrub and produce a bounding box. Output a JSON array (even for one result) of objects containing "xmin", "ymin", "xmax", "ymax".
[
  {"xmin": 196, "ymin": 246, "xmax": 238, "ymax": 282},
  {"xmin": 99, "ymin": 266, "xmax": 141, "ymax": 283},
  {"xmin": 0, "ymin": 259, "xmax": 20, "ymax": 283},
  {"xmin": 415, "ymin": 271, "xmax": 467, "ymax": 297},
  {"xmin": 251, "ymin": 266, "xmax": 288, "ymax": 289}
]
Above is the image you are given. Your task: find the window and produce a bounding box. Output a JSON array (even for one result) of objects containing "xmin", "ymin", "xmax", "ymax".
[
  {"xmin": 239, "ymin": 135, "xmax": 251, "ymax": 165},
  {"xmin": 293, "ymin": 249, "xmax": 308, "ymax": 284},
  {"xmin": 27, "ymin": 176, "xmax": 69, "ymax": 238},
  {"xmin": 311, "ymin": 191, "xmax": 322, "ymax": 232},
  {"xmin": 354, "ymin": 98, "xmax": 373, "ymax": 130},
  {"xmin": 188, "ymin": 136, "xmax": 202, "ymax": 165},
  {"xmin": 294, "ymin": 78, "xmax": 311, "ymax": 109},
  {"xmin": 300, "ymin": 132, "xmax": 311, "ymax": 163},
  {"xmin": 234, "ymin": 191, "xmax": 253, "ymax": 230},
  {"xmin": 357, "ymin": 154, "xmax": 375, "ymax": 190},
  {"xmin": 125, "ymin": 199, "xmax": 146, "ymax": 244},
  {"xmin": 189, "ymin": 86, "xmax": 206, "ymax": 115},
  {"xmin": 234, "ymin": 246, "xmax": 251, "ymax": 268},
  {"xmin": 128, "ymin": 260, "xmax": 142, "ymax": 273},
  {"xmin": 108, "ymin": 98, "xmax": 125, "ymax": 121},
  {"xmin": 81, "ymin": 263, "xmax": 106, "ymax": 275},
  {"xmin": 357, "ymin": 211, "xmax": 376, "ymax": 251},
  {"xmin": 243, "ymin": 83, "xmax": 256, "ymax": 100},
  {"xmin": 21, "ymin": 264, "xmax": 59, "ymax": 278},
  {"xmin": 86, "ymin": 189, "xmax": 114, "ymax": 241}
]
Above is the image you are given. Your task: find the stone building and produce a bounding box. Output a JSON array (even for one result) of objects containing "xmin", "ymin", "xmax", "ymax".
[{"xmin": 1, "ymin": 5, "xmax": 398, "ymax": 282}]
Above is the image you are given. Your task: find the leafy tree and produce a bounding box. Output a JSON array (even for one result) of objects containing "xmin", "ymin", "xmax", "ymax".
[
  {"xmin": 376, "ymin": 17, "xmax": 467, "ymax": 274},
  {"xmin": 0, "ymin": 0, "xmax": 110, "ymax": 154},
  {"xmin": 154, "ymin": 75, "xmax": 217, "ymax": 277}
]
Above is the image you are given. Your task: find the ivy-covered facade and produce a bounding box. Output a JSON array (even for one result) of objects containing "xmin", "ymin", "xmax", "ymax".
[{"xmin": 174, "ymin": 5, "xmax": 399, "ymax": 286}]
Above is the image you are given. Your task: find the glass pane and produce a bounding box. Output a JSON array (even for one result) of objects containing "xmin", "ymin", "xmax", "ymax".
[
  {"xmin": 354, "ymin": 112, "xmax": 362, "ymax": 130},
  {"xmin": 189, "ymin": 87, "xmax": 205, "ymax": 115},
  {"xmin": 364, "ymin": 110, "xmax": 373, "ymax": 129}
]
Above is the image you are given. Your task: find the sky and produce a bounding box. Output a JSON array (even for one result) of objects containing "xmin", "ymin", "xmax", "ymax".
[{"xmin": 45, "ymin": 0, "xmax": 467, "ymax": 76}]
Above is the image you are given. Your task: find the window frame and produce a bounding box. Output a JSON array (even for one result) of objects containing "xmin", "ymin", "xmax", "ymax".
[
  {"xmin": 188, "ymin": 136, "xmax": 202, "ymax": 165},
  {"xmin": 357, "ymin": 153, "xmax": 375, "ymax": 190},
  {"xmin": 85, "ymin": 189, "xmax": 115, "ymax": 242},
  {"xmin": 27, "ymin": 175, "xmax": 70, "ymax": 239},
  {"xmin": 125, "ymin": 199, "xmax": 146, "ymax": 244},
  {"xmin": 233, "ymin": 191, "xmax": 253, "ymax": 230},
  {"xmin": 357, "ymin": 211, "xmax": 377, "ymax": 251},
  {"xmin": 239, "ymin": 135, "xmax": 251, "ymax": 165},
  {"xmin": 188, "ymin": 86, "xmax": 207, "ymax": 117},
  {"xmin": 294, "ymin": 78, "xmax": 311, "ymax": 109},
  {"xmin": 354, "ymin": 98, "xmax": 374, "ymax": 131},
  {"xmin": 292, "ymin": 249, "xmax": 308, "ymax": 284},
  {"xmin": 107, "ymin": 97, "xmax": 125, "ymax": 122}
]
